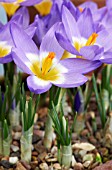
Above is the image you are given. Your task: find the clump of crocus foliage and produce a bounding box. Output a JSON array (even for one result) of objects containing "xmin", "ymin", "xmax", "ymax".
[{"xmin": 0, "ymin": 0, "xmax": 112, "ymax": 168}]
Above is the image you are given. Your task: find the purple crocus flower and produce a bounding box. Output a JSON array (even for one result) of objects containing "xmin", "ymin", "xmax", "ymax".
[
  {"xmin": 33, "ymin": 1, "xmax": 61, "ymax": 46},
  {"xmin": 56, "ymin": 6, "xmax": 112, "ymax": 65},
  {"xmin": 74, "ymin": 89, "xmax": 84, "ymax": 114},
  {"xmin": 10, "ymin": 22, "xmax": 101, "ymax": 94},
  {"xmin": 0, "ymin": 7, "xmax": 36, "ymax": 64},
  {"xmin": 0, "ymin": 0, "xmax": 42, "ymax": 6}
]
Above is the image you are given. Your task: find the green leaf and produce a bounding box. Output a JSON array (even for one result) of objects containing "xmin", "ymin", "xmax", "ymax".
[{"xmin": 3, "ymin": 119, "xmax": 9, "ymax": 140}]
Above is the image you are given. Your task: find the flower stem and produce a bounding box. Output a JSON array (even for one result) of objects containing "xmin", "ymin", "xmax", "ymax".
[
  {"xmin": 20, "ymin": 126, "xmax": 33, "ymax": 163},
  {"xmin": 43, "ymin": 113, "xmax": 53, "ymax": 149},
  {"xmin": 61, "ymin": 144, "xmax": 72, "ymax": 168}
]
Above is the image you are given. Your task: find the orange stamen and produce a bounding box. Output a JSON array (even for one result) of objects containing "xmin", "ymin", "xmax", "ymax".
[{"xmin": 86, "ymin": 33, "xmax": 98, "ymax": 46}]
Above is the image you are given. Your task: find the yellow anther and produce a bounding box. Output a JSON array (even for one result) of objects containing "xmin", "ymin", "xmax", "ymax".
[
  {"xmin": 78, "ymin": 7, "xmax": 83, "ymax": 12},
  {"xmin": 42, "ymin": 52, "xmax": 55, "ymax": 75},
  {"xmin": 86, "ymin": 33, "xmax": 98, "ymax": 46}
]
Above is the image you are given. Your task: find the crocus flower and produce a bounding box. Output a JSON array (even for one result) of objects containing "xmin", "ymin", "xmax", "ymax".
[
  {"xmin": 34, "ymin": 0, "xmax": 52, "ymax": 16},
  {"xmin": 34, "ymin": 1, "xmax": 61, "ymax": 46},
  {"xmin": 10, "ymin": 22, "xmax": 100, "ymax": 94},
  {"xmin": 56, "ymin": 6, "xmax": 112, "ymax": 65},
  {"xmin": 0, "ymin": 7, "xmax": 36, "ymax": 63},
  {"xmin": 0, "ymin": 0, "xmax": 42, "ymax": 16}
]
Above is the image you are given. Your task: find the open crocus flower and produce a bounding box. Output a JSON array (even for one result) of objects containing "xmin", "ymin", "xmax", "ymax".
[
  {"xmin": 56, "ymin": 6, "xmax": 112, "ymax": 64},
  {"xmin": 0, "ymin": 7, "xmax": 36, "ymax": 64},
  {"xmin": 10, "ymin": 22, "xmax": 101, "ymax": 94}
]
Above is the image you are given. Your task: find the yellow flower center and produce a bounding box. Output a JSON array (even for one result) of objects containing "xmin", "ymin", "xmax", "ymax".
[
  {"xmin": 34, "ymin": 0, "xmax": 52, "ymax": 16},
  {"xmin": 0, "ymin": 45, "xmax": 10, "ymax": 58},
  {"xmin": 1, "ymin": 3, "xmax": 19, "ymax": 16},
  {"xmin": 1, "ymin": 0, "xmax": 25, "ymax": 16},
  {"xmin": 30, "ymin": 52, "xmax": 59, "ymax": 81},
  {"xmin": 75, "ymin": 33, "xmax": 98, "ymax": 58},
  {"xmin": 61, "ymin": 33, "xmax": 98, "ymax": 60}
]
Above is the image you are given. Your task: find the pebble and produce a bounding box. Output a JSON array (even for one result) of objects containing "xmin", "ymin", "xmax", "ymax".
[
  {"xmin": 83, "ymin": 153, "xmax": 94, "ymax": 163},
  {"xmin": 11, "ymin": 145, "xmax": 19, "ymax": 152},
  {"xmin": 83, "ymin": 160, "xmax": 91, "ymax": 168},
  {"xmin": 38, "ymin": 152, "xmax": 47, "ymax": 161},
  {"xmin": 32, "ymin": 135, "xmax": 41, "ymax": 144},
  {"xmin": 53, "ymin": 163, "xmax": 61, "ymax": 169},
  {"xmin": 16, "ymin": 162, "xmax": 27, "ymax": 170},
  {"xmin": 81, "ymin": 129, "xmax": 89, "ymax": 137},
  {"xmin": 39, "ymin": 162, "xmax": 49, "ymax": 170},
  {"xmin": 72, "ymin": 142, "xmax": 95, "ymax": 151},
  {"xmin": 71, "ymin": 155, "xmax": 77, "ymax": 167},
  {"xmin": 74, "ymin": 163, "xmax": 84, "ymax": 170},
  {"xmin": 20, "ymin": 160, "xmax": 31, "ymax": 170},
  {"xmin": 13, "ymin": 125, "xmax": 22, "ymax": 132},
  {"xmin": 99, "ymin": 147, "xmax": 108, "ymax": 157},
  {"xmin": 33, "ymin": 130, "xmax": 44, "ymax": 138},
  {"xmin": 51, "ymin": 146, "xmax": 57, "ymax": 155},
  {"xmin": 12, "ymin": 140, "xmax": 19, "ymax": 147},
  {"xmin": 46, "ymin": 157, "xmax": 57, "ymax": 162},
  {"xmin": 13, "ymin": 132, "xmax": 22, "ymax": 140},
  {"xmin": 1, "ymin": 156, "xmax": 9, "ymax": 161},
  {"xmin": 90, "ymin": 162, "xmax": 100, "ymax": 169},
  {"xmin": 0, "ymin": 160, "xmax": 16, "ymax": 169},
  {"xmin": 10, "ymin": 151, "xmax": 20, "ymax": 158},
  {"xmin": 89, "ymin": 136, "xmax": 97, "ymax": 144},
  {"xmin": 32, "ymin": 156, "xmax": 38, "ymax": 161},
  {"xmin": 79, "ymin": 150, "xmax": 87, "ymax": 157},
  {"xmin": 30, "ymin": 161, "xmax": 38, "ymax": 169},
  {"xmin": 9, "ymin": 157, "xmax": 18, "ymax": 164},
  {"xmin": 32, "ymin": 151, "xmax": 38, "ymax": 156}
]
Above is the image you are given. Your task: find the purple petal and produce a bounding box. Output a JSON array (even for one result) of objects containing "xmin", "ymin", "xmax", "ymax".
[
  {"xmin": 62, "ymin": 6, "xmax": 81, "ymax": 42},
  {"xmin": 0, "ymin": 53, "xmax": 12, "ymax": 63},
  {"xmin": 59, "ymin": 58, "xmax": 102, "ymax": 74},
  {"xmin": 77, "ymin": 8, "xmax": 94, "ymax": 38},
  {"xmin": 55, "ymin": 32, "xmax": 80, "ymax": 55},
  {"xmin": 80, "ymin": 45, "xmax": 104, "ymax": 60},
  {"xmin": 10, "ymin": 23, "xmax": 39, "ymax": 56},
  {"xmin": 0, "ymin": 0, "xmax": 15, "ymax": 2},
  {"xmin": 106, "ymin": 0, "xmax": 112, "ymax": 11},
  {"xmin": 12, "ymin": 48, "xmax": 33, "ymax": 74},
  {"xmin": 52, "ymin": 72, "xmax": 88, "ymax": 88},
  {"xmin": 21, "ymin": 0, "xmax": 42, "ymax": 6},
  {"xmin": 25, "ymin": 25, "xmax": 37, "ymax": 38},
  {"xmin": 33, "ymin": 15, "xmax": 47, "ymax": 46},
  {"xmin": 96, "ymin": 28, "xmax": 112, "ymax": 52},
  {"xmin": 100, "ymin": 51, "xmax": 112, "ymax": 64},
  {"xmin": 27, "ymin": 75, "xmax": 52, "ymax": 94},
  {"xmin": 40, "ymin": 22, "xmax": 64, "ymax": 62},
  {"xmin": 11, "ymin": 7, "xmax": 29, "ymax": 29},
  {"xmin": 79, "ymin": 1, "xmax": 98, "ymax": 12}
]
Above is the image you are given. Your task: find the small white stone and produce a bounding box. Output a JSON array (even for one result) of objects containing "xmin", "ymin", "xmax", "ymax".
[
  {"xmin": 9, "ymin": 157, "xmax": 18, "ymax": 164},
  {"xmin": 79, "ymin": 150, "xmax": 87, "ymax": 157},
  {"xmin": 51, "ymin": 146, "xmax": 57, "ymax": 154},
  {"xmin": 83, "ymin": 153, "xmax": 94, "ymax": 163},
  {"xmin": 13, "ymin": 132, "xmax": 21, "ymax": 140},
  {"xmin": 72, "ymin": 142, "xmax": 95, "ymax": 151},
  {"xmin": 83, "ymin": 160, "xmax": 91, "ymax": 168},
  {"xmin": 11, "ymin": 145, "xmax": 19, "ymax": 152},
  {"xmin": 39, "ymin": 163, "xmax": 49, "ymax": 170},
  {"xmin": 71, "ymin": 155, "xmax": 77, "ymax": 167}
]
